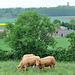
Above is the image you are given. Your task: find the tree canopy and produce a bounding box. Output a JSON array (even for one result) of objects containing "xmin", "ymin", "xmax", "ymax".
[{"xmin": 5, "ymin": 11, "xmax": 56, "ymax": 58}]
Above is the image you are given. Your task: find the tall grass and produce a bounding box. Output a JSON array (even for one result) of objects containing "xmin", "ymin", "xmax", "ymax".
[{"xmin": 0, "ymin": 60, "xmax": 75, "ymax": 75}]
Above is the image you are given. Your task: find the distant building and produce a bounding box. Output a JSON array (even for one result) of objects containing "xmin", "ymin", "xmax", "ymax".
[
  {"xmin": 67, "ymin": 2, "xmax": 70, "ymax": 6},
  {"xmin": 52, "ymin": 26, "xmax": 75, "ymax": 37},
  {"xmin": 59, "ymin": 2, "xmax": 70, "ymax": 7}
]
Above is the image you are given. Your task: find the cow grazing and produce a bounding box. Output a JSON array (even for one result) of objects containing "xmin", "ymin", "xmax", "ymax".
[
  {"xmin": 16, "ymin": 56, "xmax": 40, "ymax": 71},
  {"xmin": 35, "ymin": 56, "xmax": 55, "ymax": 71}
]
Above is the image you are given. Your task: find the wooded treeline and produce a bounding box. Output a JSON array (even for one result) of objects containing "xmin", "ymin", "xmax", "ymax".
[{"xmin": 0, "ymin": 6, "xmax": 75, "ymax": 18}]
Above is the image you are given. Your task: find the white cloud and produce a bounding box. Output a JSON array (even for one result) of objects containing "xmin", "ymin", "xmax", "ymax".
[{"xmin": 0, "ymin": 0, "xmax": 75, "ymax": 8}]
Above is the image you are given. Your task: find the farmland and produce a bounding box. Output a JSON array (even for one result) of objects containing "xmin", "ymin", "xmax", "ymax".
[
  {"xmin": 0, "ymin": 60, "xmax": 75, "ymax": 75},
  {"xmin": 0, "ymin": 19, "xmax": 16, "ymax": 23},
  {"xmin": 0, "ymin": 16, "xmax": 75, "ymax": 75},
  {"xmin": 0, "ymin": 16, "xmax": 74, "ymax": 24}
]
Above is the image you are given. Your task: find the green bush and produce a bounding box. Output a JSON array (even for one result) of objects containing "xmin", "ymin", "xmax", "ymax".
[
  {"xmin": 0, "ymin": 32, "xmax": 3, "ymax": 39},
  {"xmin": 4, "ymin": 11, "xmax": 56, "ymax": 58},
  {"xmin": 0, "ymin": 47, "xmax": 75, "ymax": 61}
]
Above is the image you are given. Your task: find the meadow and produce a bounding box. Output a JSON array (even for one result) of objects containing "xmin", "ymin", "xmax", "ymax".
[
  {"xmin": 0, "ymin": 17, "xmax": 74, "ymax": 75},
  {"xmin": 51, "ymin": 16, "xmax": 75, "ymax": 23},
  {"xmin": 0, "ymin": 60, "xmax": 75, "ymax": 75}
]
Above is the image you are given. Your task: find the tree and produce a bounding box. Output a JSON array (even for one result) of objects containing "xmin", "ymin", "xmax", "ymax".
[
  {"xmin": 53, "ymin": 19, "xmax": 61, "ymax": 25},
  {"xmin": 70, "ymin": 19, "xmax": 75, "ymax": 30},
  {"xmin": 70, "ymin": 19, "xmax": 75, "ymax": 25},
  {"xmin": 65, "ymin": 31, "xmax": 75, "ymax": 49},
  {"xmin": 5, "ymin": 11, "xmax": 56, "ymax": 58}
]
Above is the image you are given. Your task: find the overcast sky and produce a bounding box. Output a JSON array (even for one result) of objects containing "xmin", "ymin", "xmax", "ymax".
[{"xmin": 0, "ymin": 0, "xmax": 75, "ymax": 8}]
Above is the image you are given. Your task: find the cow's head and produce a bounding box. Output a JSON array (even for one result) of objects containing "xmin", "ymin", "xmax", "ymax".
[
  {"xmin": 16, "ymin": 65, "xmax": 21, "ymax": 71},
  {"xmin": 35, "ymin": 60, "xmax": 41, "ymax": 66}
]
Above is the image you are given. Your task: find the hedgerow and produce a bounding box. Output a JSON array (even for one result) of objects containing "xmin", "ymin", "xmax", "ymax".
[{"xmin": 0, "ymin": 47, "xmax": 75, "ymax": 61}]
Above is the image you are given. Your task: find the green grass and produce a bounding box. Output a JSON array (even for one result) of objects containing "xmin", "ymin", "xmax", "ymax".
[
  {"xmin": 48, "ymin": 37, "xmax": 70, "ymax": 50},
  {"xmin": 0, "ymin": 40, "xmax": 13, "ymax": 51},
  {"xmin": 0, "ymin": 60, "xmax": 75, "ymax": 75},
  {"xmin": 55, "ymin": 37, "xmax": 70, "ymax": 48}
]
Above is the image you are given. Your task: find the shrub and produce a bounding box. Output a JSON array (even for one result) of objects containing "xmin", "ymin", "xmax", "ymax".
[
  {"xmin": 0, "ymin": 47, "xmax": 75, "ymax": 61},
  {"xmin": 4, "ymin": 11, "xmax": 56, "ymax": 58}
]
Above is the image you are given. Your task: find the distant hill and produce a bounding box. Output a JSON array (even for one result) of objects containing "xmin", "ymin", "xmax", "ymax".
[{"xmin": 0, "ymin": 6, "xmax": 75, "ymax": 19}]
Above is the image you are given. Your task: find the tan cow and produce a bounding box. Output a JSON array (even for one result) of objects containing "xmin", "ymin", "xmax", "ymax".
[
  {"xmin": 16, "ymin": 54, "xmax": 35, "ymax": 70},
  {"xmin": 35, "ymin": 56, "xmax": 55, "ymax": 71},
  {"xmin": 16, "ymin": 56, "xmax": 40, "ymax": 71}
]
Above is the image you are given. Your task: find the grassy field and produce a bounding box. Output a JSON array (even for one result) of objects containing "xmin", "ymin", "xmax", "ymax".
[
  {"xmin": 0, "ymin": 19, "xmax": 16, "ymax": 23},
  {"xmin": 0, "ymin": 60, "xmax": 75, "ymax": 75},
  {"xmin": 55, "ymin": 37, "xmax": 70, "ymax": 48},
  {"xmin": 48, "ymin": 37, "xmax": 70, "ymax": 50}
]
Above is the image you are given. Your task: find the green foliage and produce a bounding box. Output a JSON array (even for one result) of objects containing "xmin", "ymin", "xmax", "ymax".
[
  {"xmin": 70, "ymin": 19, "xmax": 75, "ymax": 25},
  {"xmin": 61, "ymin": 22, "xmax": 75, "ymax": 30},
  {"xmin": 65, "ymin": 32, "xmax": 75, "ymax": 49},
  {"xmin": 0, "ymin": 47, "xmax": 75, "ymax": 61},
  {"xmin": 53, "ymin": 19, "xmax": 61, "ymax": 25},
  {"xmin": 0, "ymin": 32, "xmax": 3, "ymax": 39},
  {"xmin": 4, "ymin": 11, "xmax": 56, "ymax": 58},
  {"xmin": 46, "ymin": 47, "xmax": 75, "ymax": 61},
  {"xmin": 5, "ymin": 22, "xmax": 14, "ymax": 31}
]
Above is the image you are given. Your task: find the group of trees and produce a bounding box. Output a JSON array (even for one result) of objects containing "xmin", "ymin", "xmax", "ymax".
[
  {"xmin": 0, "ymin": 6, "xmax": 75, "ymax": 19},
  {"xmin": 52, "ymin": 19, "xmax": 75, "ymax": 30}
]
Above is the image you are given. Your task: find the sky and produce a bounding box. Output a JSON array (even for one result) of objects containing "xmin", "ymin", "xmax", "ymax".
[{"xmin": 0, "ymin": 0, "xmax": 75, "ymax": 8}]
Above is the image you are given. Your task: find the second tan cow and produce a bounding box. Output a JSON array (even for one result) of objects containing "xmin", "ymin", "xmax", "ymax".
[{"xmin": 35, "ymin": 56, "xmax": 55, "ymax": 71}]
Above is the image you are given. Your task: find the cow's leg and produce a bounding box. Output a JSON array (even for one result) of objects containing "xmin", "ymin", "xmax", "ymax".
[
  {"xmin": 50, "ymin": 65, "xmax": 52, "ymax": 70},
  {"xmin": 53, "ymin": 65, "xmax": 55, "ymax": 69},
  {"xmin": 24, "ymin": 65, "xmax": 27, "ymax": 71},
  {"xmin": 42, "ymin": 65, "xmax": 44, "ymax": 71}
]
